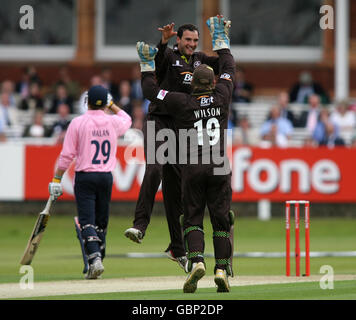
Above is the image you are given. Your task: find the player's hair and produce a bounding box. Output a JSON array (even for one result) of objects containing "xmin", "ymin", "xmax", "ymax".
[{"xmin": 177, "ymin": 24, "xmax": 199, "ymax": 38}]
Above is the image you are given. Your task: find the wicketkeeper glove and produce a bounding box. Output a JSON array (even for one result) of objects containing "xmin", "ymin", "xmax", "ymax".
[
  {"xmin": 206, "ymin": 16, "xmax": 231, "ymax": 51},
  {"xmin": 136, "ymin": 41, "xmax": 158, "ymax": 72},
  {"xmin": 49, "ymin": 178, "xmax": 63, "ymax": 201}
]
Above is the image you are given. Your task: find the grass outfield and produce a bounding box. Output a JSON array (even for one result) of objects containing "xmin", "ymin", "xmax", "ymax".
[
  {"xmin": 19, "ymin": 280, "xmax": 356, "ymax": 300},
  {"xmin": 1, "ymin": 213, "xmax": 355, "ymax": 299}
]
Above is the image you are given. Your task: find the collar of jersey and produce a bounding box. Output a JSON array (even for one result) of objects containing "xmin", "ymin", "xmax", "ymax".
[
  {"xmin": 87, "ymin": 109, "xmax": 105, "ymax": 113},
  {"xmin": 192, "ymin": 90, "xmax": 213, "ymax": 96}
]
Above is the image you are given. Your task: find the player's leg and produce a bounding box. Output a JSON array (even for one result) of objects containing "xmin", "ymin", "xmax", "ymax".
[
  {"xmin": 162, "ymin": 163, "xmax": 186, "ymax": 260},
  {"xmin": 206, "ymin": 173, "xmax": 233, "ymax": 292},
  {"xmin": 74, "ymin": 172, "xmax": 103, "ymax": 279},
  {"xmin": 95, "ymin": 172, "xmax": 113, "ymax": 261},
  {"xmin": 181, "ymin": 166, "xmax": 207, "ymax": 293},
  {"xmin": 125, "ymin": 114, "xmax": 163, "ymax": 243}
]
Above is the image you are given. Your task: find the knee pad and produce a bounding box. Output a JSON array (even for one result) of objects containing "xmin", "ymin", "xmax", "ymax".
[
  {"xmin": 81, "ymin": 224, "xmax": 102, "ymax": 261},
  {"xmin": 213, "ymin": 230, "xmax": 233, "ymax": 276},
  {"xmin": 95, "ymin": 227, "xmax": 107, "ymax": 259}
]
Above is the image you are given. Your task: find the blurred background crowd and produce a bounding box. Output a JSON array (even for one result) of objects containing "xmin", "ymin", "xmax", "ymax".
[
  {"xmin": 1, "ymin": 65, "xmax": 355, "ymax": 148},
  {"xmin": 1, "ymin": 0, "xmax": 355, "ymax": 149}
]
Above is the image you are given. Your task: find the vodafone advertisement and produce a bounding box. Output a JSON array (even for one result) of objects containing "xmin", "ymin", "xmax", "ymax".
[{"xmin": 24, "ymin": 145, "xmax": 356, "ymax": 203}]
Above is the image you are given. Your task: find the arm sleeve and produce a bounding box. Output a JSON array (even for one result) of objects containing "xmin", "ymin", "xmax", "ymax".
[
  {"xmin": 214, "ymin": 49, "xmax": 236, "ymax": 104},
  {"xmin": 112, "ymin": 110, "xmax": 132, "ymax": 137},
  {"xmin": 57, "ymin": 120, "xmax": 78, "ymax": 171},
  {"xmin": 141, "ymin": 71, "xmax": 184, "ymax": 115},
  {"xmin": 155, "ymin": 41, "xmax": 169, "ymax": 85}
]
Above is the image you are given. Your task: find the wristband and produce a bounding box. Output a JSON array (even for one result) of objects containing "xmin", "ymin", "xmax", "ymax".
[{"xmin": 53, "ymin": 176, "xmax": 62, "ymax": 183}]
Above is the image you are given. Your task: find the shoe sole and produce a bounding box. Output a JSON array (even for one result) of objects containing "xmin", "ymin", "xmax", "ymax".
[
  {"xmin": 86, "ymin": 266, "xmax": 104, "ymax": 280},
  {"xmin": 214, "ymin": 276, "xmax": 230, "ymax": 292},
  {"xmin": 183, "ymin": 266, "xmax": 205, "ymax": 293},
  {"xmin": 125, "ymin": 230, "xmax": 142, "ymax": 244}
]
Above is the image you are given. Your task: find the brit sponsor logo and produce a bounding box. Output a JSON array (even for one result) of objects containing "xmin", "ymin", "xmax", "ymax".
[
  {"xmin": 181, "ymin": 72, "xmax": 193, "ymax": 84},
  {"xmin": 199, "ymin": 95, "xmax": 214, "ymax": 107}
]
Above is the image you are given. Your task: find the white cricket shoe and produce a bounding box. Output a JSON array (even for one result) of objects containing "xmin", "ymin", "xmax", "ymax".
[
  {"xmin": 85, "ymin": 257, "xmax": 104, "ymax": 279},
  {"xmin": 165, "ymin": 249, "xmax": 188, "ymax": 273},
  {"xmin": 214, "ymin": 268, "xmax": 230, "ymax": 292},
  {"xmin": 183, "ymin": 262, "xmax": 206, "ymax": 293},
  {"xmin": 124, "ymin": 227, "xmax": 143, "ymax": 244}
]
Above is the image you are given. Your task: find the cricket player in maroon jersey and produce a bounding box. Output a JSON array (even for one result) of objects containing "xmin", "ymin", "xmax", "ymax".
[
  {"xmin": 137, "ymin": 15, "xmax": 235, "ymax": 293},
  {"xmin": 48, "ymin": 85, "xmax": 132, "ymax": 279},
  {"xmin": 125, "ymin": 22, "xmax": 220, "ymax": 272}
]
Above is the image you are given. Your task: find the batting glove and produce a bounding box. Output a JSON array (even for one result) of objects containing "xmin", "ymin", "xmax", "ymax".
[
  {"xmin": 136, "ymin": 41, "xmax": 158, "ymax": 72},
  {"xmin": 107, "ymin": 93, "xmax": 113, "ymax": 108},
  {"xmin": 206, "ymin": 16, "xmax": 231, "ymax": 51},
  {"xmin": 49, "ymin": 181, "xmax": 63, "ymax": 201}
]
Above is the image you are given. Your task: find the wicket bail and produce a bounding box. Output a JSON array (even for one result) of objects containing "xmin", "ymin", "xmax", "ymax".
[{"xmin": 285, "ymin": 200, "xmax": 310, "ymax": 277}]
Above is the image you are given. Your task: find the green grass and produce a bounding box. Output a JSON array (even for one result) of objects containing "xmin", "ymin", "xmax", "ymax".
[{"xmin": 1, "ymin": 214, "xmax": 356, "ymax": 299}]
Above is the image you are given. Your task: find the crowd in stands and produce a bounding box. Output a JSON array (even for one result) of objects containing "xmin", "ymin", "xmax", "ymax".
[
  {"xmin": 1, "ymin": 66, "xmax": 356, "ymax": 148},
  {"xmin": 232, "ymin": 70, "xmax": 356, "ymax": 148},
  {"xmin": 0, "ymin": 65, "xmax": 148, "ymax": 143}
]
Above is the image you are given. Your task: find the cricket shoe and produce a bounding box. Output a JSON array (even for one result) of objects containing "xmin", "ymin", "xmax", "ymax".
[
  {"xmin": 214, "ymin": 268, "xmax": 230, "ymax": 292},
  {"xmin": 165, "ymin": 249, "xmax": 188, "ymax": 272},
  {"xmin": 183, "ymin": 262, "xmax": 206, "ymax": 293},
  {"xmin": 85, "ymin": 258, "xmax": 104, "ymax": 280},
  {"xmin": 124, "ymin": 227, "xmax": 143, "ymax": 244}
]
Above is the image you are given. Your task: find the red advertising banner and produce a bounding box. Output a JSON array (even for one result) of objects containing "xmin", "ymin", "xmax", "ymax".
[{"xmin": 25, "ymin": 145, "xmax": 356, "ymax": 202}]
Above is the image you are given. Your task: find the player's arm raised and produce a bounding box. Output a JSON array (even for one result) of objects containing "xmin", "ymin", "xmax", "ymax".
[
  {"xmin": 137, "ymin": 41, "xmax": 183, "ymax": 114},
  {"xmin": 206, "ymin": 15, "xmax": 235, "ymax": 102},
  {"xmin": 155, "ymin": 23, "xmax": 176, "ymax": 83}
]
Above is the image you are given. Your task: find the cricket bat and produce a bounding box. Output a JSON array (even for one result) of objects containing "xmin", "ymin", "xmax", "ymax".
[{"xmin": 20, "ymin": 197, "xmax": 54, "ymax": 265}]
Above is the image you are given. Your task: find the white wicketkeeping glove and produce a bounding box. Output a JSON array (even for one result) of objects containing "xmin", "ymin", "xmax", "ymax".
[
  {"xmin": 206, "ymin": 16, "xmax": 231, "ymax": 51},
  {"xmin": 48, "ymin": 182, "xmax": 63, "ymax": 201},
  {"xmin": 136, "ymin": 41, "xmax": 159, "ymax": 72}
]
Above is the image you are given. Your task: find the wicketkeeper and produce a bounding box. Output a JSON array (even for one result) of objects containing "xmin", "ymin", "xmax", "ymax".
[
  {"xmin": 137, "ymin": 15, "xmax": 235, "ymax": 293},
  {"xmin": 49, "ymin": 85, "xmax": 132, "ymax": 279}
]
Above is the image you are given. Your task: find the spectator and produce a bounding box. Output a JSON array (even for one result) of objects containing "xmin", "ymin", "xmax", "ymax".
[
  {"xmin": 0, "ymin": 92, "xmax": 17, "ymax": 127},
  {"xmin": 260, "ymin": 105, "xmax": 293, "ymax": 148},
  {"xmin": 131, "ymin": 99, "xmax": 145, "ymax": 131},
  {"xmin": 49, "ymin": 103, "xmax": 71, "ymax": 144},
  {"xmin": 233, "ymin": 115, "xmax": 260, "ymax": 146},
  {"xmin": 297, "ymin": 94, "xmax": 322, "ymax": 132},
  {"xmin": 312, "ymin": 108, "xmax": 345, "ymax": 147},
  {"xmin": 232, "ymin": 67, "xmax": 253, "ymax": 103},
  {"xmin": 19, "ymin": 82, "xmax": 44, "ymax": 111},
  {"xmin": 289, "ymin": 71, "xmax": 329, "ymax": 104},
  {"xmin": 1, "ymin": 80, "xmax": 17, "ymax": 106},
  {"xmin": 130, "ymin": 64, "xmax": 144, "ymax": 101},
  {"xmin": 16, "ymin": 66, "xmax": 41, "ymax": 99},
  {"xmin": 118, "ymin": 80, "xmax": 133, "ymax": 116},
  {"xmin": 48, "ymin": 84, "xmax": 74, "ymax": 114},
  {"xmin": 329, "ymin": 100, "xmax": 356, "ymax": 131},
  {"xmin": 101, "ymin": 67, "xmax": 119, "ymax": 100},
  {"xmin": 53, "ymin": 66, "xmax": 81, "ymax": 100},
  {"xmin": 0, "ymin": 118, "xmax": 6, "ymax": 142},
  {"xmin": 266, "ymin": 91, "xmax": 297, "ymax": 127},
  {"xmin": 22, "ymin": 110, "xmax": 50, "ymax": 138}
]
